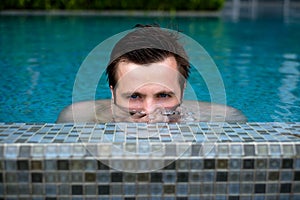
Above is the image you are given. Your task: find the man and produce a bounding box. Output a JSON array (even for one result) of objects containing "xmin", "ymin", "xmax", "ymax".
[{"xmin": 57, "ymin": 25, "xmax": 246, "ymax": 123}]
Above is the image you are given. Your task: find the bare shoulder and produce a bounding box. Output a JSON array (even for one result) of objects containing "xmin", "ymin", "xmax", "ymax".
[
  {"xmin": 182, "ymin": 100, "xmax": 247, "ymax": 123},
  {"xmin": 56, "ymin": 100, "xmax": 112, "ymax": 123},
  {"xmin": 56, "ymin": 99, "xmax": 246, "ymax": 123}
]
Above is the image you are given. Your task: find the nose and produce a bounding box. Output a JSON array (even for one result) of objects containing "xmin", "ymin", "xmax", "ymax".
[{"xmin": 143, "ymin": 98, "xmax": 156, "ymax": 114}]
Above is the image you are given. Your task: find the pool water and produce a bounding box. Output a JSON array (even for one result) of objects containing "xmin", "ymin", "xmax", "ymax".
[{"xmin": 0, "ymin": 14, "xmax": 299, "ymax": 122}]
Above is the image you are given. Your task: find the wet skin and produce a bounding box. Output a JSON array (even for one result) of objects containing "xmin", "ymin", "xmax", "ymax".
[{"xmin": 111, "ymin": 56, "xmax": 183, "ymax": 123}]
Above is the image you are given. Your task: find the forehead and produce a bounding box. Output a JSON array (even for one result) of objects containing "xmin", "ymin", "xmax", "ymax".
[
  {"xmin": 116, "ymin": 56, "xmax": 178, "ymax": 79},
  {"xmin": 114, "ymin": 56, "xmax": 181, "ymax": 91}
]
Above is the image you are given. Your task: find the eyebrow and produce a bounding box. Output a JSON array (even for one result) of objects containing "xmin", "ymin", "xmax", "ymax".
[{"xmin": 155, "ymin": 91, "xmax": 176, "ymax": 96}]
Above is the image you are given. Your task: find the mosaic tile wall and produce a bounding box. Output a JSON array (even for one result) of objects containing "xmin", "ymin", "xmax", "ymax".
[{"xmin": 0, "ymin": 122, "xmax": 300, "ymax": 199}]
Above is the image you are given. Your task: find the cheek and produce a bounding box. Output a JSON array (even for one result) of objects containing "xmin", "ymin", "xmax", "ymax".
[
  {"xmin": 128, "ymin": 101, "xmax": 143, "ymax": 109},
  {"xmin": 163, "ymin": 98, "xmax": 181, "ymax": 107}
]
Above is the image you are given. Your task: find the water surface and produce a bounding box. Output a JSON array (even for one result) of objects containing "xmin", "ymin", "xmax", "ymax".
[{"xmin": 0, "ymin": 14, "xmax": 299, "ymax": 122}]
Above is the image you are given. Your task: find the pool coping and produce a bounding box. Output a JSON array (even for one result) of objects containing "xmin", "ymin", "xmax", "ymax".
[{"xmin": 1, "ymin": 121, "xmax": 300, "ymax": 169}]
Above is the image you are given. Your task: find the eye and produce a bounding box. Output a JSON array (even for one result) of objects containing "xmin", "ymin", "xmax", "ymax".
[
  {"xmin": 157, "ymin": 93, "xmax": 172, "ymax": 98},
  {"xmin": 129, "ymin": 94, "xmax": 140, "ymax": 99}
]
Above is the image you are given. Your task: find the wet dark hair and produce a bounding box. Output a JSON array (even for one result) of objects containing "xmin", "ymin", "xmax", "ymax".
[{"xmin": 106, "ymin": 24, "xmax": 190, "ymax": 89}]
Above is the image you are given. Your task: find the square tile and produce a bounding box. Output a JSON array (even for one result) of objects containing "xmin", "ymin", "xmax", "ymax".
[
  {"xmin": 256, "ymin": 159, "xmax": 267, "ymax": 169},
  {"xmin": 255, "ymin": 184, "xmax": 266, "ymax": 193},
  {"xmin": 282, "ymin": 159, "xmax": 293, "ymax": 169},
  {"xmin": 85, "ymin": 172, "xmax": 96, "ymax": 182},
  {"xmin": 5, "ymin": 160, "xmax": 17, "ymax": 171},
  {"xmin": 31, "ymin": 173, "xmax": 43, "ymax": 183},
  {"xmin": 5, "ymin": 172, "xmax": 17, "ymax": 182},
  {"xmin": 32, "ymin": 183, "xmax": 44, "ymax": 195},
  {"xmin": 204, "ymin": 159, "xmax": 215, "ymax": 169},
  {"xmin": 280, "ymin": 183, "xmax": 292, "ymax": 193},
  {"xmin": 111, "ymin": 172, "xmax": 123, "ymax": 182},
  {"xmin": 176, "ymin": 183, "xmax": 188, "ymax": 195},
  {"xmin": 229, "ymin": 183, "xmax": 240, "ymax": 194},
  {"xmin": 111, "ymin": 184, "xmax": 123, "ymax": 195},
  {"xmin": 269, "ymin": 159, "xmax": 281, "ymax": 169},
  {"xmin": 241, "ymin": 171, "xmax": 254, "ymax": 182},
  {"xmin": 189, "ymin": 172, "xmax": 202, "ymax": 182},
  {"xmin": 217, "ymin": 159, "xmax": 228, "ymax": 169},
  {"xmin": 97, "ymin": 172, "xmax": 110, "ymax": 183},
  {"xmin": 244, "ymin": 145, "xmax": 255, "ymax": 156},
  {"xmin": 255, "ymin": 171, "xmax": 266, "ymax": 181},
  {"xmin": 31, "ymin": 160, "xmax": 43, "ymax": 170},
  {"xmin": 230, "ymin": 159, "xmax": 242, "ymax": 169},
  {"xmin": 85, "ymin": 185, "xmax": 97, "ymax": 195},
  {"xmin": 137, "ymin": 173, "xmax": 149, "ymax": 182},
  {"xmin": 215, "ymin": 183, "xmax": 227, "ymax": 194},
  {"xmin": 229, "ymin": 172, "xmax": 240, "ymax": 182},
  {"xmin": 150, "ymin": 172, "xmax": 162, "ymax": 182},
  {"xmin": 177, "ymin": 172, "xmax": 189, "ymax": 182},
  {"xmin": 17, "ymin": 160, "xmax": 29, "ymax": 170},
  {"xmin": 124, "ymin": 184, "xmax": 136, "ymax": 195},
  {"xmin": 58, "ymin": 184, "xmax": 70, "ymax": 195},
  {"xmin": 268, "ymin": 171, "xmax": 280, "ymax": 181},
  {"xmin": 72, "ymin": 185, "xmax": 83, "ymax": 195},
  {"xmin": 216, "ymin": 171, "xmax": 228, "ymax": 182},
  {"xmin": 189, "ymin": 184, "xmax": 201, "ymax": 195},
  {"xmin": 137, "ymin": 184, "xmax": 149, "ymax": 195},
  {"xmin": 71, "ymin": 172, "xmax": 83, "ymax": 182},
  {"xmin": 98, "ymin": 185, "xmax": 110, "ymax": 195},
  {"xmin": 57, "ymin": 160, "xmax": 69, "ymax": 170},
  {"xmin": 294, "ymin": 171, "xmax": 300, "ymax": 181},
  {"xmin": 281, "ymin": 171, "xmax": 293, "ymax": 181},
  {"xmin": 123, "ymin": 173, "xmax": 136, "ymax": 182},
  {"xmin": 240, "ymin": 183, "xmax": 253, "ymax": 194},
  {"xmin": 45, "ymin": 172, "xmax": 57, "ymax": 182},
  {"xmin": 45, "ymin": 184, "xmax": 57, "ymax": 195}
]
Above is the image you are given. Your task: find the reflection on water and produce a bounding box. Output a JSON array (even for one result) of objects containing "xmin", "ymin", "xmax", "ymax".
[
  {"xmin": 26, "ymin": 57, "xmax": 40, "ymax": 95},
  {"xmin": 223, "ymin": 0, "xmax": 299, "ymax": 21},
  {"xmin": 272, "ymin": 54, "xmax": 300, "ymax": 121}
]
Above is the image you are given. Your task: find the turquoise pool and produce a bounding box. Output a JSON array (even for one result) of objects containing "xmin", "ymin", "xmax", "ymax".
[{"xmin": 0, "ymin": 14, "xmax": 299, "ymax": 122}]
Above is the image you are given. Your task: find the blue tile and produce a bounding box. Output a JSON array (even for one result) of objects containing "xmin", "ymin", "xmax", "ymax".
[
  {"xmin": 230, "ymin": 159, "xmax": 242, "ymax": 169},
  {"xmin": 5, "ymin": 160, "xmax": 17, "ymax": 171},
  {"xmin": 111, "ymin": 184, "xmax": 123, "ymax": 195},
  {"xmin": 18, "ymin": 183, "xmax": 30, "ymax": 195},
  {"xmin": 201, "ymin": 183, "xmax": 213, "ymax": 194},
  {"xmin": 124, "ymin": 184, "xmax": 136, "ymax": 195},
  {"xmin": 18, "ymin": 172, "xmax": 29, "ymax": 183},
  {"xmin": 163, "ymin": 172, "xmax": 176, "ymax": 183},
  {"xmin": 46, "ymin": 184, "xmax": 57, "ymax": 195},
  {"xmin": 229, "ymin": 183, "xmax": 240, "ymax": 194},
  {"xmin": 189, "ymin": 184, "xmax": 201, "ymax": 195},
  {"xmin": 4, "ymin": 145, "xmax": 19, "ymax": 158},
  {"xmin": 215, "ymin": 183, "xmax": 227, "ymax": 194},
  {"xmin": 176, "ymin": 183, "xmax": 188, "ymax": 195}
]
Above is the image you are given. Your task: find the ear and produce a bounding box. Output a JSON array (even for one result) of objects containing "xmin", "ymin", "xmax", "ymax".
[
  {"xmin": 181, "ymin": 81, "xmax": 187, "ymax": 100},
  {"xmin": 110, "ymin": 85, "xmax": 115, "ymax": 101}
]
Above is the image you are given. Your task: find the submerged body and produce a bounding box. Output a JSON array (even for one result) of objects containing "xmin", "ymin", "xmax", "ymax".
[{"xmin": 56, "ymin": 99, "xmax": 247, "ymax": 123}]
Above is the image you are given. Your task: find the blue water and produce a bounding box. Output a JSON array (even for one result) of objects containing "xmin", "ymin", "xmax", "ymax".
[{"xmin": 0, "ymin": 14, "xmax": 299, "ymax": 122}]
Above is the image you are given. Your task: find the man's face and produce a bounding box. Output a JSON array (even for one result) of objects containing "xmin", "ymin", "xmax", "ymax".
[{"xmin": 111, "ymin": 56, "xmax": 184, "ymax": 122}]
